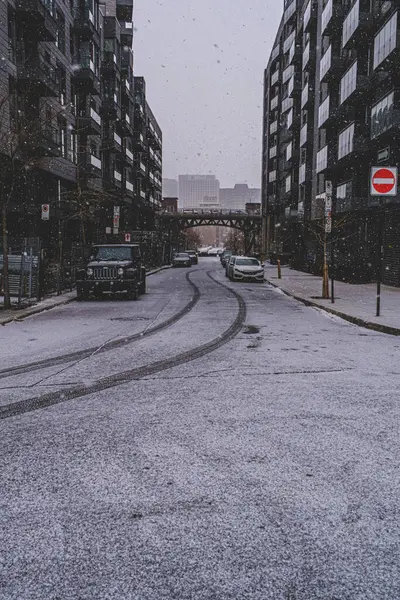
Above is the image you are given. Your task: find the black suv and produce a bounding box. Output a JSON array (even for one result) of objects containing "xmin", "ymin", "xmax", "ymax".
[{"xmin": 76, "ymin": 244, "xmax": 146, "ymax": 301}]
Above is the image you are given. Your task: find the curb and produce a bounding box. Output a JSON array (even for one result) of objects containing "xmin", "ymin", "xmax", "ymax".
[
  {"xmin": 0, "ymin": 264, "xmax": 173, "ymax": 326},
  {"xmin": 265, "ymin": 277, "xmax": 400, "ymax": 337}
]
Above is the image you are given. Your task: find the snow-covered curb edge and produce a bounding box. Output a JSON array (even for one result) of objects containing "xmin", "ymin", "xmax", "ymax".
[
  {"xmin": 265, "ymin": 277, "xmax": 400, "ymax": 337},
  {"xmin": 0, "ymin": 265, "xmax": 172, "ymax": 326}
]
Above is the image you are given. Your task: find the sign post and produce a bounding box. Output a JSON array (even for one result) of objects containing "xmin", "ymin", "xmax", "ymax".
[
  {"xmin": 325, "ymin": 181, "xmax": 335, "ymax": 303},
  {"xmin": 370, "ymin": 167, "xmax": 398, "ymax": 316},
  {"xmin": 113, "ymin": 206, "xmax": 120, "ymax": 235},
  {"xmin": 41, "ymin": 204, "xmax": 49, "ymax": 220}
]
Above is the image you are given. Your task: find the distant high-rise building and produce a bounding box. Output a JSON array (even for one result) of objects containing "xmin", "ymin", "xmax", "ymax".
[
  {"xmin": 178, "ymin": 175, "xmax": 220, "ymax": 209},
  {"xmin": 163, "ymin": 178, "xmax": 178, "ymax": 198},
  {"xmin": 220, "ymin": 184, "xmax": 261, "ymax": 211}
]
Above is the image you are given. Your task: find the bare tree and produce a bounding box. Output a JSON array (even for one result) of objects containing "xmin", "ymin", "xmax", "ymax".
[
  {"xmin": 184, "ymin": 227, "xmax": 202, "ymax": 249},
  {"xmin": 225, "ymin": 228, "xmax": 244, "ymax": 255},
  {"xmin": 306, "ymin": 213, "xmax": 355, "ymax": 299}
]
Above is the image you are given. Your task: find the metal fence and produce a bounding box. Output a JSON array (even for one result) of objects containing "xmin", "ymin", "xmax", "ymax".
[{"xmin": 0, "ymin": 238, "xmax": 41, "ymax": 304}]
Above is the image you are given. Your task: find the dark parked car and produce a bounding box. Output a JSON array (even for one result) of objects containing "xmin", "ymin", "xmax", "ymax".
[
  {"xmin": 220, "ymin": 250, "xmax": 232, "ymax": 267},
  {"xmin": 76, "ymin": 244, "xmax": 146, "ymax": 301},
  {"xmin": 186, "ymin": 250, "xmax": 198, "ymax": 265},
  {"xmin": 173, "ymin": 253, "xmax": 192, "ymax": 267}
]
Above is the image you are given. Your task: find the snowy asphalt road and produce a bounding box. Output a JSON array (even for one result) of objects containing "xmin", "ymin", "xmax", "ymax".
[{"xmin": 1, "ymin": 258, "xmax": 400, "ymax": 599}]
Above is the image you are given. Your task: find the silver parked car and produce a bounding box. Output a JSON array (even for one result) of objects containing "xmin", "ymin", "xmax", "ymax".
[
  {"xmin": 228, "ymin": 257, "xmax": 264, "ymax": 282},
  {"xmin": 172, "ymin": 253, "xmax": 192, "ymax": 267}
]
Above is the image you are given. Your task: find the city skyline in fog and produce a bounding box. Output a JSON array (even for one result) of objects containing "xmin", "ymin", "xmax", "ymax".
[{"xmin": 134, "ymin": 0, "xmax": 283, "ymax": 188}]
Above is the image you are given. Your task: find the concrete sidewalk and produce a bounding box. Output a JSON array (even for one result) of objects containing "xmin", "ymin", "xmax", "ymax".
[
  {"xmin": 264, "ymin": 263, "xmax": 400, "ymax": 335},
  {"xmin": 0, "ymin": 265, "xmax": 172, "ymax": 326}
]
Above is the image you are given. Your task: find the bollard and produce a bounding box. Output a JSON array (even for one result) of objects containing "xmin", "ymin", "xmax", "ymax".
[{"xmin": 277, "ymin": 258, "xmax": 282, "ymax": 279}]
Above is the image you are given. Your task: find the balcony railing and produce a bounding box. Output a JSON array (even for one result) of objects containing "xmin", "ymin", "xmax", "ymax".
[
  {"xmin": 17, "ymin": 58, "xmax": 58, "ymax": 97},
  {"xmin": 72, "ymin": 6, "xmax": 99, "ymax": 41},
  {"xmin": 15, "ymin": 0, "xmax": 57, "ymax": 41}
]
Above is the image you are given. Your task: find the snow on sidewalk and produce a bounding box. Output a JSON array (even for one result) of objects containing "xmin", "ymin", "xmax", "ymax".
[{"xmin": 264, "ymin": 263, "xmax": 400, "ymax": 334}]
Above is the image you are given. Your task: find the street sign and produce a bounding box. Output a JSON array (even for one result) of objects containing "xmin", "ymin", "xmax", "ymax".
[
  {"xmin": 325, "ymin": 180, "xmax": 332, "ymax": 195},
  {"xmin": 41, "ymin": 204, "xmax": 49, "ymax": 220},
  {"xmin": 325, "ymin": 216, "xmax": 332, "ymax": 233},
  {"xmin": 124, "ymin": 233, "xmax": 131, "ymax": 242},
  {"xmin": 371, "ymin": 166, "xmax": 398, "ymax": 196},
  {"xmin": 325, "ymin": 196, "xmax": 332, "ymax": 214},
  {"xmin": 113, "ymin": 206, "xmax": 120, "ymax": 216}
]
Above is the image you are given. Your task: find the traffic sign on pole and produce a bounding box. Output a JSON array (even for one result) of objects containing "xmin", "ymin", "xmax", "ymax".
[
  {"xmin": 371, "ymin": 167, "xmax": 398, "ymax": 196},
  {"xmin": 124, "ymin": 233, "xmax": 131, "ymax": 242},
  {"xmin": 41, "ymin": 204, "xmax": 49, "ymax": 220}
]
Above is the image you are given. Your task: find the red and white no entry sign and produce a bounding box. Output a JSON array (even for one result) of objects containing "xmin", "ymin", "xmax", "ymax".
[{"xmin": 371, "ymin": 167, "xmax": 398, "ymax": 196}]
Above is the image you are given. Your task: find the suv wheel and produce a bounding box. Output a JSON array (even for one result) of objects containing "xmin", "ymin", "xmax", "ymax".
[
  {"xmin": 76, "ymin": 285, "xmax": 88, "ymax": 301},
  {"xmin": 127, "ymin": 285, "xmax": 138, "ymax": 301}
]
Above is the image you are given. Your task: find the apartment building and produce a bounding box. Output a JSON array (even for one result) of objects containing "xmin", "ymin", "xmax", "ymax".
[
  {"xmin": 262, "ymin": 0, "xmax": 400, "ymax": 285},
  {"xmin": 178, "ymin": 175, "xmax": 220, "ymax": 209},
  {"xmin": 1, "ymin": 0, "xmax": 161, "ymax": 251}
]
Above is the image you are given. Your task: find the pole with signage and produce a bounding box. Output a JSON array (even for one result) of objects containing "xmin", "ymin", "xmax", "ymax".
[
  {"xmin": 41, "ymin": 204, "xmax": 49, "ymax": 220},
  {"xmin": 113, "ymin": 206, "xmax": 120, "ymax": 235},
  {"xmin": 370, "ymin": 166, "xmax": 397, "ymax": 316},
  {"xmin": 322, "ymin": 183, "xmax": 332, "ymax": 300}
]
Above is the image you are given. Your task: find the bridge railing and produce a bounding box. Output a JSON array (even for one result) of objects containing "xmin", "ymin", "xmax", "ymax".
[{"xmin": 160, "ymin": 208, "xmax": 260, "ymax": 216}]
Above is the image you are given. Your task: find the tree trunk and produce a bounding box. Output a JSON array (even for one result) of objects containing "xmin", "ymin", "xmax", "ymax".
[{"xmin": 1, "ymin": 203, "xmax": 10, "ymax": 310}]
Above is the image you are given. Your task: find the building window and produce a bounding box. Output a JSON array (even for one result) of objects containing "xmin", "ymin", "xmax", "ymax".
[
  {"xmin": 321, "ymin": 0, "xmax": 332, "ymax": 34},
  {"xmin": 9, "ymin": 76, "xmax": 18, "ymax": 132},
  {"xmin": 287, "ymin": 109, "xmax": 293, "ymax": 129},
  {"xmin": 336, "ymin": 180, "xmax": 353, "ymax": 212},
  {"xmin": 304, "ymin": 1, "xmax": 311, "ymax": 30},
  {"xmin": 56, "ymin": 11, "xmax": 66, "ymax": 54},
  {"xmin": 58, "ymin": 118, "xmax": 68, "ymax": 158},
  {"xmin": 285, "ymin": 175, "xmax": 292, "ymax": 193},
  {"xmin": 299, "ymin": 164, "xmax": 306, "ymax": 184},
  {"xmin": 373, "ymin": 12, "xmax": 397, "ymax": 70},
  {"xmin": 43, "ymin": 0, "xmax": 56, "ymax": 17},
  {"xmin": 302, "ymin": 42, "xmax": 310, "ymax": 70},
  {"xmin": 70, "ymin": 132, "xmax": 78, "ymax": 164},
  {"xmin": 318, "ymin": 96, "xmax": 330, "ymax": 127},
  {"xmin": 316, "ymin": 145, "xmax": 328, "ymax": 173},
  {"xmin": 342, "ymin": 0, "xmax": 359, "ymax": 48},
  {"xmin": 371, "ymin": 91, "xmax": 395, "ymax": 138},
  {"xmin": 320, "ymin": 45, "xmax": 332, "ymax": 80},
  {"xmin": 56, "ymin": 64, "xmax": 67, "ymax": 105},
  {"xmin": 286, "ymin": 142, "xmax": 293, "ymax": 161},
  {"xmin": 284, "ymin": 0, "xmax": 296, "ymax": 24},
  {"xmin": 300, "ymin": 123, "xmax": 307, "ymax": 146},
  {"xmin": 269, "ymin": 170, "xmax": 277, "ymax": 183},
  {"xmin": 340, "ymin": 61, "xmax": 357, "ymax": 104},
  {"xmin": 338, "ymin": 122, "xmax": 355, "ymax": 159},
  {"xmin": 8, "ymin": 8, "xmax": 16, "ymax": 63},
  {"xmin": 270, "ymin": 119, "xmax": 278, "ymax": 134}
]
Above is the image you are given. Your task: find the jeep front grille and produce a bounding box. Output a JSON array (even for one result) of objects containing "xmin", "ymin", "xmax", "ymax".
[{"xmin": 93, "ymin": 266, "xmax": 118, "ymax": 280}]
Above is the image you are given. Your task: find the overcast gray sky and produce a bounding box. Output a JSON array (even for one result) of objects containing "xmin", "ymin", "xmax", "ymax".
[{"xmin": 134, "ymin": 0, "xmax": 282, "ymax": 188}]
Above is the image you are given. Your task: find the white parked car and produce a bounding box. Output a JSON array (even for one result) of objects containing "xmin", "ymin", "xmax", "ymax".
[
  {"xmin": 228, "ymin": 257, "xmax": 264, "ymax": 282},
  {"xmin": 207, "ymin": 247, "xmax": 220, "ymax": 256}
]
